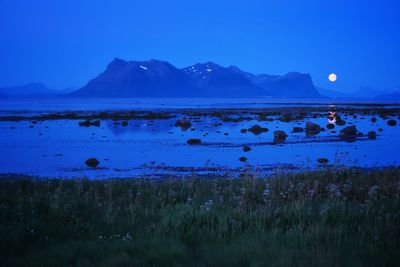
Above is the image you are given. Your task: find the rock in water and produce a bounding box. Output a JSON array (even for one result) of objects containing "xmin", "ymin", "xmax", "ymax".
[
  {"xmin": 239, "ymin": 156, "xmax": 248, "ymax": 162},
  {"xmin": 368, "ymin": 131, "xmax": 376, "ymax": 139},
  {"xmin": 292, "ymin": 127, "xmax": 304, "ymax": 133},
  {"xmin": 243, "ymin": 146, "xmax": 251, "ymax": 152},
  {"xmin": 273, "ymin": 131, "xmax": 287, "ymax": 143},
  {"xmin": 85, "ymin": 158, "xmax": 100, "ymax": 168},
  {"xmin": 79, "ymin": 120, "xmax": 101, "ymax": 127},
  {"xmin": 248, "ymin": 124, "xmax": 268, "ymax": 135},
  {"xmin": 335, "ymin": 115, "xmax": 346, "ymax": 126},
  {"xmin": 317, "ymin": 158, "xmax": 329, "ymax": 164},
  {"xmin": 175, "ymin": 117, "xmax": 192, "ymax": 130},
  {"xmin": 387, "ymin": 120, "xmax": 397, "ymax": 126},
  {"xmin": 326, "ymin": 123, "xmax": 335, "ymax": 129},
  {"xmin": 340, "ymin": 126, "xmax": 357, "ymax": 140},
  {"xmin": 187, "ymin": 138, "xmax": 201, "ymax": 145},
  {"xmin": 305, "ymin": 121, "xmax": 321, "ymax": 135}
]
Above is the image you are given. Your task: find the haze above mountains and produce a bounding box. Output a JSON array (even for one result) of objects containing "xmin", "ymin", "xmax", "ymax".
[{"xmin": 0, "ymin": 58, "xmax": 398, "ymax": 99}]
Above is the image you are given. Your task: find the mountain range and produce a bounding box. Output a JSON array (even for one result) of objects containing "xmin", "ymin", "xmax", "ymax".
[
  {"xmin": 70, "ymin": 58, "xmax": 322, "ymax": 98},
  {"xmin": 2, "ymin": 59, "xmax": 398, "ymax": 99}
]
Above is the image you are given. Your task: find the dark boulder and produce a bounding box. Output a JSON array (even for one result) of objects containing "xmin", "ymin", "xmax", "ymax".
[
  {"xmin": 368, "ymin": 131, "xmax": 376, "ymax": 139},
  {"xmin": 336, "ymin": 116, "xmax": 346, "ymax": 126},
  {"xmin": 340, "ymin": 126, "xmax": 357, "ymax": 140},
  {"xmin": 279, "ymin": 114, "xmax": 293, "ymax": 122},
  {"xmin": 121, "ymin": 121, "xmax": 129, "ymax": 127},
  {"xmin": 388, "ymin": 119, "xmax": 397, "ymax": 126},
  {"xmin": 292, "ymin": 127, "xmax": 304, "ymax": 133},
  {"xmin": 239, "ymin": 156, "xmax": 247, "ymax": 162},
  {"xmin": 248, "ymin": 124, "xmax": 268, "ymax": 135},
  {"xmin": 317, "ymin": 158, "xmax": 329, "ymax": 164},
  {"xmin": 326, "ymin": 123, "xmax": 335, "ymax": 129},
  {"xmin": 273, "ymin": 130, "xmax": 287, "ymax": 143},
  {"xmin": 306, "ymin": 121, "xmax": 321, "ymax": 131},
  {"xmin": 175, "ymin": 117, "xmax": 192, "ymax": 130},
  {"xmin": 243, "ymin": 146, "xmax": 251, "ymax": 152},
  {"xmin": 305, "ymin": 121, "xmax": 321, "ymax": 136},
  {"xmin": 85, "ymin": 158, "xmax": 100, "ymax": 168},
  {"xmin": 187, "ymin": 138, "xmax": 201, "ymax": 145}
]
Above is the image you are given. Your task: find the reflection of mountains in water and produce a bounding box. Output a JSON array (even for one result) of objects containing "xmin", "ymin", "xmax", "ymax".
[{"xmin": 105, "ymin": 120, "xmax": 177, "ymax": 136}]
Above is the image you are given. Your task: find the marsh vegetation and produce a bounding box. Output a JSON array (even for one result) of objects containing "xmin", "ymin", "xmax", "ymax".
[{"xmin": 1, "ymin": 168, "xmax": 399, "ymax": 266}]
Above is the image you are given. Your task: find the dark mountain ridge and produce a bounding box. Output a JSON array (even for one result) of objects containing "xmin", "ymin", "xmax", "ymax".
[
  {"xmin": 68, "ymin": 58, "xmax": 323, "ymax": 98},
  {"xmin": 74, "ymin": 59, "xmax": 192, "ymax": 97}
]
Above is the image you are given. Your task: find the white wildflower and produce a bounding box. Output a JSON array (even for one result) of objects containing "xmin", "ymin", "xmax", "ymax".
[
  {"xmin": 368, "ymin": 185, "xmax": 380, "ymax": 201},
  {"xmin": 326, "ymin": 183, "xmax": 342, "ymax": 199}
]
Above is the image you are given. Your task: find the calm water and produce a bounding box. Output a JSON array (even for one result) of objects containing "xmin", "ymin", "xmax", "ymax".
[
  {"xmin": 0, "ymin": 97, "xmax": 399, "ymax": 115},
  {"xmin": 0, "ymin": 98, "xmax": 399, "ymax": 178}
]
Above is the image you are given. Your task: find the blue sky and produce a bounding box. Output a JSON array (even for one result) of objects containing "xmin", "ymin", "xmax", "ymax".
[{"xmin": 0, "ymin": 0, "xmax": 399, "ymax": 92}]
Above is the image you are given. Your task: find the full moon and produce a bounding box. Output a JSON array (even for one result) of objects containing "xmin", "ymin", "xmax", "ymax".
[{"xmin": 328, "ymin": 73, "xmax": 337, "ymax": 82}]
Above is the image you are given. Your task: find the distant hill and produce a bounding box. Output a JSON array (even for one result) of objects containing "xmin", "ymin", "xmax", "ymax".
[
  {"xmin": 0, "ymin": 83, "xmax": 76, "ymax": 98},
  {"xmin": 316, "ymin": 87, "xmax": 352, "ymax": 99},
  {"xmin": 0, "ymin": 83, "xmax": 55, "ymax": 97},
  {"xmin": 352, "ymin": 86, "xmax": 382, "ymax": 98},
  {"xmin": 228, "ymin": 66, "xmax": 321, "ymax": 98},
  {"xmin": 249, "ymin": 72, "xmax": 322, "ymax": 98},
  {"xmin": 375, "ymin": 93, "xmax": 400, "ymax": 99},
  {"xmin": 70, "ymin": 58, "xmax": 322, "ymax": 98},
  {"xmin": 318, "ymin": 86, "xmax": 400, "ymax": 99},
  {"xmin": 374, "ymin": 87, "xmax": 400, "ymax": 99}
]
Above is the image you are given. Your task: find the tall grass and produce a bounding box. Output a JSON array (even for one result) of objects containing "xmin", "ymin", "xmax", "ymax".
[{"xmin": 1, "ymin": 168, "xmax": 400, "ymax": 266}]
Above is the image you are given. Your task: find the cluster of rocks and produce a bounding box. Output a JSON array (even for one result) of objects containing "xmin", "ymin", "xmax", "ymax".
[
  {"xmin": 179, "ymin": 111, "xmax": 391, "ymax": 151},
  {"xmin": 79, "ymin": 120, "xmax": 101, "ymax": 127},
  {"xmin": 81, "ymin": 112, "xmax": 396, "ymax": 169},
  {"xmin": 279, "ymin": 113, "xmax": 305, "ymax": 122}
]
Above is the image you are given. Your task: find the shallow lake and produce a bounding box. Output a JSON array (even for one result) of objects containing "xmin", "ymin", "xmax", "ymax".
[{"xmin": 0, "ymin": 98, "xmax": 399, "ymax": 178}]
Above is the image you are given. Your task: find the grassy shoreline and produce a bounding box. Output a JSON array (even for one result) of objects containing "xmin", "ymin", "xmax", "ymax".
[{"xmin": 1, "ymin": 168, "xmax": 400, "ymax": 266}]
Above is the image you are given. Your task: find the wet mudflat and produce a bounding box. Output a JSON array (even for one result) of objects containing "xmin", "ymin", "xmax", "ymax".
[{"xmin": 0, "ymin": 102, "xmax": 399, "ymax": 178}]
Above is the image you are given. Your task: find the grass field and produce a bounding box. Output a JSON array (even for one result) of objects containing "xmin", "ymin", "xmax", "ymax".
[{"xmin": 1, "ymin": 168, "xmax": 400, "ymax": 266}]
